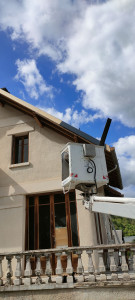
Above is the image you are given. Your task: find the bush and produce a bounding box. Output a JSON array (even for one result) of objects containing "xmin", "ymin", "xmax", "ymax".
[{"xmin": 111, "ymin": 216, "xmax": 135, "ymax": 236}]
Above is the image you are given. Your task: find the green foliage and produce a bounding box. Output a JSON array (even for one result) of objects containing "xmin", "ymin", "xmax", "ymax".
[{"xmin": 111, "ymin": 216, "xmax": 135, "ymax": 236}]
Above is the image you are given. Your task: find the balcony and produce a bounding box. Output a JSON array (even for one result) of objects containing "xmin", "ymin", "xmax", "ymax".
[{"xmin": 0, "ymin": 243, "xmax": 135, "ymax": 293}]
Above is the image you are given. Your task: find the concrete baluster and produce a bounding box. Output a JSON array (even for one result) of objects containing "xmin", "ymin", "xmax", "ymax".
[
  {"xmin": 131, "ymin": 247, "xmax": 135, "ymax": 271},
  {"xmin": 24, "ymin": 255, "xmax": 32, "ymax": 285},
  {"xmin": 129, "ymin": 247, "xmax": 135, "ymax": 280},
  {"xmin": 66, "ymin": 251, "xmax": 73, "ymax": 274},
  {"xmin": 56, "ymin": 252, "xmax": 63, "ymax": 275},
  {"xmin": 121, "ymin": 249, "xmax": 128, "ymax": 272},
  {"xmin": 56, "ymin": 252, "xmax": 63, "ymax": 284},
  {"xmin": 86, "ymin": 249, "xmax": 94, "ymax": 273},
  {"xmin": 45, "ymin": 253, "xmax": 52, "ymax": 283},
  {"xmin": 75, "ymin": 250, "xmax": 84, "ymax": 282},
  {"xmin": 5, "ymin": 256, "xmax": 13, "ymax": 286},
  {"xmin": 97, "ymin": 250, "xmax": 106, "ymax": 281},
  {"xmin": 108, "ymin": 249, "xmax": 117, "ymax": 272},
  {"xmin": 14, "ymin": 255, "xmax": 22, "ymax": 286},
  {"xmin": 108, "ymin": 249, "xmax": 118, "ymax": 281},
  {"xmin": 86, "ymin": 249, "xmax": 95, "ymax": 282},
  {"xmin": 98, "ymin": 249, "xmax": 105, "ymax": 273},
  {"xmin": 120, "ymin": 248, "xmax": 130, "ymax": 280},
  {"xmin": 66, "ymin": 251, "xmax": 73, "ymax": 283},
  {"xmin": 35, "ymin": 254, "xmax": 42, "ymax": 284},
  {"xmin": 0, "ymin": 256, "xmax": 4, "ymax": 286},
  {"xmin": 76, "ymin": 250, "xmax": 83, "ymax": 274}
]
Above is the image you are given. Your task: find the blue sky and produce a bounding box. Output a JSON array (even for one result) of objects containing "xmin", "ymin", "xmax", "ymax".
[{"xmin": 0, "ymin": 0, "xmax": 135, "ymax": 196}]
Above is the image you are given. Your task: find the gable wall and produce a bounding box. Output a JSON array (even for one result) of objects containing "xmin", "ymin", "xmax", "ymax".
[{"xmin": 0, "ymin": 104, "xmax": 70, "ymax": 198}]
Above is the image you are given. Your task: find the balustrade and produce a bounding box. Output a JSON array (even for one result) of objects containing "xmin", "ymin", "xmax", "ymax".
[{"xmin": 0, "ymin": 243, "xmax": 134, "ymax": 288}]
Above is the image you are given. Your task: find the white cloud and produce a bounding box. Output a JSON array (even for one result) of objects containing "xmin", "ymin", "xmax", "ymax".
[
  {"xmin": 15, "ymin": 59, "xmax": 53, "ymax": 99},
  {"xmin": 0, "ymin": 0, "xmax": 86, "ymax": 61},
  {"xmin": 38, "ymin": 106, "xmax": 102, "ymax": 128},
  {"xmin": 113, "ymin": 136, "xmax": 135, "ymax": 159},
  {"xmin": 41, "ymin": 107, "xmax": 72, "ymax": 124},
  {"xmin": 113, "ymin": 136, "xmax": 135, "ymax": 196},
  {"xmin": 58, "ymin": 0, "xmax": 135, "ymax": 127},
  {"xmin": 1, "ymin": 0, "xmax": 135, "ymax": 127},
  {"xmin": 70, "ymin": 110, "xmax": 102, "ymax": 128}
]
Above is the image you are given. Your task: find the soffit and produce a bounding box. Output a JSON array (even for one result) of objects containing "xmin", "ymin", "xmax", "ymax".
[
  {"xmin": 105, "ymin": 147, "xmax": 123, "ymax": 190},
  {"xmin": 104, "ymin": 185, "xmax": 123, "ymax": 197}
]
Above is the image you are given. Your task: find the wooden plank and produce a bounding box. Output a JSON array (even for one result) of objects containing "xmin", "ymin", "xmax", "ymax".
[
  {"xmin": 74, "ymin": 192, "xmax": 80, "ymax": 246},
  {"xmin": 34, "ymin": 196, "xmax": 39, "ymax": 249},
  {"xmin": 55, "ymin": 227, "xmax": 68, "ymax": 247},
  {"xmin": 74, "ymin": 135, "xmax": 78, "ymax": 143},
  {"xmin": 33, "ymin": 114, "xmax": 43, "ymax": 128},
  {"xmin": 50, "ymin": 194, "xmax": 56, "ymax": 274},
  {"xmin": 65, "ymin": 193, "xmax": 72, "ymax": 247},
  {"xmin": 25, "ymin": 196, "xmax": 29, "ymax": 250},
  {"xmin": 22, "ymin": 136, "xmax": 24, "ymax": 163},
  {"xmin": 12, "ymin": 136, "xmax": 15, "ymax": 164},
  {"xmin": 28, "ymin": 133, "xmax": 29, "ymax": 162},
  {"xmin": 0, "ymin": 101, "xmax": 4, "ymax": 107},
  {"xmin": 50, "ymin": 194, "xmax": 55, "ymax": 249}
]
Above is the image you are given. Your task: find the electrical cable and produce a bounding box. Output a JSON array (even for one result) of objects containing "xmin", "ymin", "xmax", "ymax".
[{"xmin": 87, "ymin": 158, "xmax": 98, "ymax": 194}]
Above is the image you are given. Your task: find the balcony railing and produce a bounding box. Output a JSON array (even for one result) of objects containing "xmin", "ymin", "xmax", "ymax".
[{"xmin": 0, "ymin": 243, "xmax": 135, "ymax": 288}]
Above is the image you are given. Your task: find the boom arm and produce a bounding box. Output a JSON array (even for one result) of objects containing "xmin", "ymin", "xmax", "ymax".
[{"xmin": 90, "ymin": 196, "xmax": 135, "ymax": 219}]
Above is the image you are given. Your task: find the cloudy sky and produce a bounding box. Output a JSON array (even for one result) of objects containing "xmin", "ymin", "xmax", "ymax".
[{"xmin": 0, "ymin": 0, "xmax": 135, "ymax": 196}]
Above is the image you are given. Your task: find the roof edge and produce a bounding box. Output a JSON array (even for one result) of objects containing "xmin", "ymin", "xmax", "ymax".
[{"xmin": 0, "ymin": 89, "xmax": 100, "ymax": 145}]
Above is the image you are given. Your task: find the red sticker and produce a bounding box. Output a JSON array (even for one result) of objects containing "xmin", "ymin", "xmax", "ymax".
[{"xmin": 70, "ymin": 173, "xmax": 74, "ymax": 176}]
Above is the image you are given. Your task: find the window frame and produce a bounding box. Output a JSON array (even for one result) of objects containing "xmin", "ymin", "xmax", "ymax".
[
  {"xmin": 25, "ymin": 191, "xmax": 80, "ymax": 251},
  {"xmin": 12, "ymin": 133, "xmax": 29, "ymax": 165}
]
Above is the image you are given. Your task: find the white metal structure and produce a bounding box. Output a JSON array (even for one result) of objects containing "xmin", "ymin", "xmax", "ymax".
[
  {"xmin": 61, "ymin": 143, "xmax": 109, "ymax": 193},
  {"xmin": 89, "ymin": 195, "xmax": 135, "ymax": 220},
  {"xmin": 61, "ymin": 142, "xmax": 135, "ymax": 220}
]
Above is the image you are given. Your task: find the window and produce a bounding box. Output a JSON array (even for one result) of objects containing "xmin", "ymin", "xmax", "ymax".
[
  {"xmin": 25, "ymin": 191, "xmax": 79, "ymax": 251},
  {"xmin": 12, "ymin": 135, "xmax": 29, "ymax": 164}
]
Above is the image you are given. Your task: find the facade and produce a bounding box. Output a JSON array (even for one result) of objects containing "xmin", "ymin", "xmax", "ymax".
[
  {"xmin": 1, "ymin": 88, "xmax": 134, "ymax": 300},
  {"xmin": 0, "ymin": 88, "xmax": 123, "ymax": 255}
]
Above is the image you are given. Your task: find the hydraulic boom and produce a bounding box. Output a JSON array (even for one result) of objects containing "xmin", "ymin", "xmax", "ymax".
[{"xmin": 89, "ymin": 195, "xmax": 135, "ymax": 219}]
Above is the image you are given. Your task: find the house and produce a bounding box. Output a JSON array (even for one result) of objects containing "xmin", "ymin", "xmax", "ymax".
[{"xmin": 0, "ymin": 88, "xmax": 134, "ymax": 300}]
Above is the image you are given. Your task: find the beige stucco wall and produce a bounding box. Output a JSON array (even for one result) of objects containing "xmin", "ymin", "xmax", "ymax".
[{"xmin": 0, "ymin": 195, "xmax": 25, "ymax": 252}]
